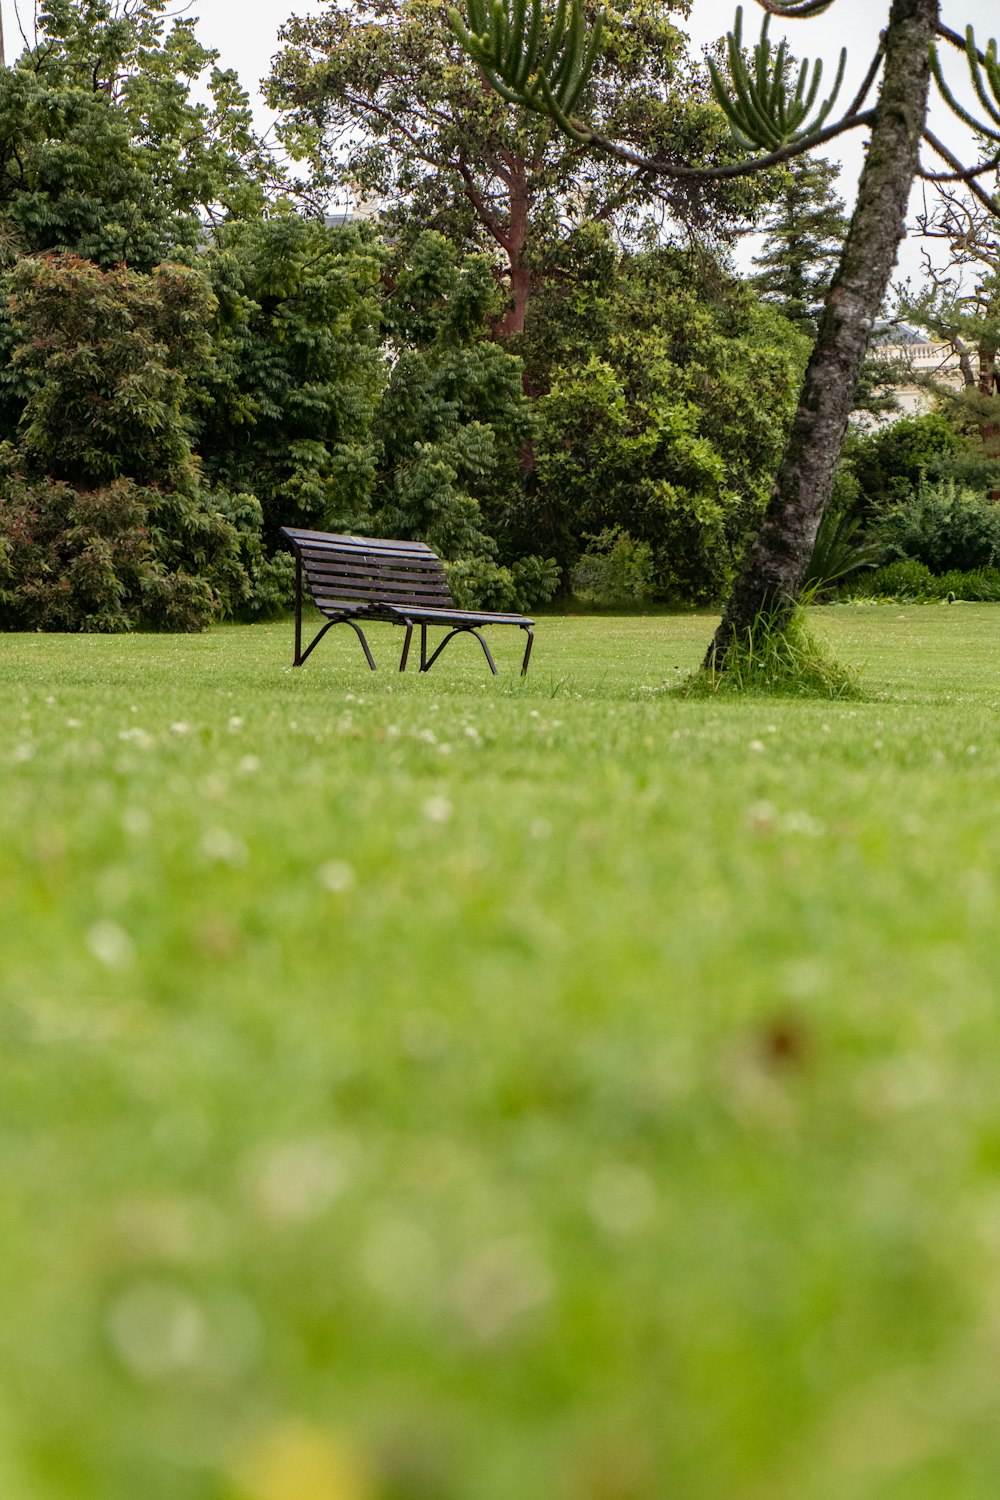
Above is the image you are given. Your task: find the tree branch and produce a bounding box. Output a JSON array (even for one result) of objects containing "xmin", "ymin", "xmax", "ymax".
[
  {"xmin": 920, "ymin": 129, "xmax": 1000, "ymax": 212},
  {"xmin": 579, "ymin": 109, "xmax": 876, "ymax": 181}
]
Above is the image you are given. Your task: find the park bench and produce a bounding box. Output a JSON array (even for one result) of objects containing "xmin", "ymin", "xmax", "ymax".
[{"xmin": 280, "ymin": 527, "xmax": 535, "ymax": 675}]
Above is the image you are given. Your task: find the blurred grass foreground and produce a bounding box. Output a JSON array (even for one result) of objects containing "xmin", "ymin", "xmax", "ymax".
[{"xmin": 4, "ymin": 607, "xmax": 1000, "ymax": 1500}]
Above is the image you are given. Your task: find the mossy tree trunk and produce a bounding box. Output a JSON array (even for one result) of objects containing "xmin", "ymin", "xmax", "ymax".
[{"xmin": 706, "ymin": 0, "xmax": 939, "ymax": 668}]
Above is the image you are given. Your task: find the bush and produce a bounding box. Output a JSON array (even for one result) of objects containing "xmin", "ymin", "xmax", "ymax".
[
  {"xmin": 875, "ymin": 479, "xmax": 1000, "ymax": 573},
  {"xmin": 934, "ymin": 567, "xmax": 1000, "ymax": 602},
  {"xmin": 851, "ymin": 412, "xmax": 964, "ymax": 520},
  {"xmin": 0, "ymin": 469, "xmax": 261, "ymax": 632},
  {"xmin": 571, "ymin": 528, "xmax": 655, "ymax": 606},
  {"xmin": 847, "ymin": 560, "xmax": 935, "ymax": 601},
  {"xmin": 445, "ymin": 553, "xmax": 559, "ymax": 612},
  {"xmin": 844, "ymin": 561, "xmax": 1000, "ymax": 603}
]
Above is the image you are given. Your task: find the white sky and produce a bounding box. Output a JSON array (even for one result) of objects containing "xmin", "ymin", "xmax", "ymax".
[{"xmin": 3, "ymin": 0, "xmax": 999, "ymax": 287}]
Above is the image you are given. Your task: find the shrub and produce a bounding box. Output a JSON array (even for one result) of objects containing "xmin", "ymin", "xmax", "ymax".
[
  {"xmin": 847, "ymin": 560, "xmax": 936, "ymax": 601},
  {"xmin": 875, "ymin": 479, "xmax": 1000, "ymax": 573},
  {"xmin": 934, "ymin": 567, "xmax": 1000, "ymax": 602},
  {"xmin": 0, "ymin": 469, "xmax": 260, "ymax": 632},
  {"xmin": 445, "ymin": 553, "xmax": 559, "ymax": 612},
  {"xmin": 571, "ymin": 528, "xmax": 655, "ymax": 606},
  {"xmin": 851, "ymin": 412, "xmax": 964, "ymax": 519}
]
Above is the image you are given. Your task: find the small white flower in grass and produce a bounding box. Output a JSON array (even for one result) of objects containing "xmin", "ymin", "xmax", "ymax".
[
  {"xmin": 170, "ymin": 722, "xmax": 190, "ymax": 736},
  {"xmin": 968, "ymin": 745, "xmax": 979, "ymax": 756},
  {"xmin": 246, "ymin": 1135, "xmax": 354, "ymax": 1224},
  {"xmin": 227, "ymin": 716, "xmax": 244, "ymax": 733},
  {"xmin": 781, "ymin": 811, "xmax": 825, "ymax": 837},
  {"xmin": 45, "ymin": 695, "xmax": 55, "ymax": 705},
  {"xmin": 108, "ymin": 1282, "xmax": 206, "ymax": 1381},
  {"xmin": 451, "ymin": 1237, "xmax": 553, "ymax": 1343},
  {"xmin": 416, "ymin": 728, "xmax": 437, "ymax": 744},
  {"xmin": 386, "ymin": 725, "xmax": 400, "ymax": 740},
  {"xmin": 87, "ymin": 919, "xmax": 135, "ymax": 969},
  {"xmin": 12, "ymin": 743, "xmax": 33, "ymax": 763},
  {"xmin": 749, "ymin": 739, "xmax": 766, "ymax": 753},
  {"xmin": 464, "ymin": 725, "xmax": 480, "ymax": 742},
  {"xmin": 237, "ymin": 755, "xmax": 260, "ymax": 776},
  {"xmin": 587, "ymin": 1163, "xmax": 656, "ymax": 1237},
  {"xmin": 118, "ymin": 728, "xmax": 154, "ymax": 749},
  {"xmin": 201, "ymin": 827, "xmax": 248, "ymax": 866},
  {"xmin": 747, "ymin": 800, "xmax": 777, "ymax": 835},
  {"xmin": 423, "ymin": 795, "xmax": 453, "ymax": 824},
  {"xmin": 318, "ymin": 860, "xmax": 355, "ymax": 894},
  {"xmin": 438, "ymin": 743, "xmax": 452, "ymax": 756},
  {"xmin": 66, "ymin": 718, "xmax": 81, "ymax": 729},
  {"xmin": 122, "ymin": 807, "xmax": 151, "ymax": 837}
]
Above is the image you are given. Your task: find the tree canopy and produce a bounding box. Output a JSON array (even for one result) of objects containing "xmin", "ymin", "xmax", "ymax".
[{"xmin": 268, "ymin": 0, "xmax": 775, "ymax": 337}]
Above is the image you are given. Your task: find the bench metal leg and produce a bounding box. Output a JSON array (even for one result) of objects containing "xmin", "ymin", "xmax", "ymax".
[
  {"xmin": 520, "ymin": 626, "xmax": 534, "ymax": 675},
  {"xmin": 296, "ymin": 616, "xmax": 376, "ymax": 670},
  {"xmin": 399, "ymin": 621, "xmax": 414, "ymax": 671},
  {"xmin": 293, "ymin": 556, "xmax": 303, "ymax": 665},
  {"xmin": 420, "ymin": 627, "xmax": 498, "ymax": 676},
  {"xmin": 347, "ymin": 619, "xmax": 377, "ymax": 671}
]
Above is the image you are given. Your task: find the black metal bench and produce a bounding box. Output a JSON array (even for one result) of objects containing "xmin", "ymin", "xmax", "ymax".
[{"xmin": 280, "ymin": 527, "xmax": 535, "ymax": 675}]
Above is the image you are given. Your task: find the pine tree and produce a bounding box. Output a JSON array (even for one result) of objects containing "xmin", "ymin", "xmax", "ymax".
[{"xmin": 750, "ymin": 155, "xmax": 848, "ymax": 329}]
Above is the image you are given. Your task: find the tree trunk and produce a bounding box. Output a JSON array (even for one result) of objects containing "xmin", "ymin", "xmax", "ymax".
[{"xmin": 705, "ymin": 0, "xmax": 938, "ymax": 669}]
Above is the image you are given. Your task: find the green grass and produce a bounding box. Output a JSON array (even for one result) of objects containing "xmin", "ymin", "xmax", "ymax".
[{"xmin": 4, "ymin": 604, "xmax": 1000, "ymax": 1500}]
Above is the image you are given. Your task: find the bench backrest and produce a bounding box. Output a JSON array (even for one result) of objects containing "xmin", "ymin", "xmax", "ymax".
[{"xmin": 281, "ymin": 528, "xmax": 455, "ymax": 616}]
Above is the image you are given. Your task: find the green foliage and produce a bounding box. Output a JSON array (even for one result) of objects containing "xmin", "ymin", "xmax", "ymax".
[
  {"xmin": 804, "ymin": 506, "xmax": 879, "ymax": 596},
  {"xmin": 847, "ymin": 559, "xmax": 1000, "ymax": 602},
  {"xmin": 750, "ymin": 153, "xmax": 848, "ymax": 327},
  {"xmin": 271, "ymin": 0, "xmax": 775, "ymax": 337},
  {"xmin": 930, "ymin": 25, "xmax": 1000, "ymax": 155},
  {"xmin": 0, "ymin": 253, "xmax": 286, "ymax": 630},
  {"xmin": 449, "ymin": 0, "xmax": 603, "ymax": 139},
  {"xmin": 571, "ymin": 526, "xmax": 654, "ymax": 606},
  {"xmin": 708, "ymin": 6, "xmax": 846, "ymax": 152},
  {"xmin": 847, "ymin": 557, "xmax": 936, "ymax": 601},
  {"xmin": 876, "ymin": 478, "xmax": 1000, "ymax": 573},
  {"xmin": 517, "ymin": 240, "xmax": 809, "ymax": 600},
  {"xmin": 0, "ymin": 0, "xmax": 271, "ymax": 271},
  {"xmin": 7, "ymin": 254, "xmax": 214, "ymax": 489},
  {"xmin": 0, "ymin": 471, "xmax": 229, "ymax": 631},
  {"xmin": 849, "ymin": 412, "xmax": 965, "ymax": 520},
  {"xmin": 445, "ymin": 551, "xmax": 559, "ymax": 610},
  {"xmin": 373, "ymin": 234, "xmax": 536, "ymax": 577},
  {"xmin": 193, "ymin": 216, "xmax": 384, "ymax": 536}
]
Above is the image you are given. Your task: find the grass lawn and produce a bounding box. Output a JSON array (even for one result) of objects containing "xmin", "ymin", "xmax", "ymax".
[{"xmin": 4, "ymin": 604, "xmax": 1000, "ymax": 1500}]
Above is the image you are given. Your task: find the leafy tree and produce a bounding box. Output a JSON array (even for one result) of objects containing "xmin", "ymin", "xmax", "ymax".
[
  {"xmin": 8, "ymin": 254, "xmax": 212, "ymax": 487},
  {"xmin": 451, "ymin": 0, "xmax": 1000, "ymax": 668},
  {"xmin": 848, "ymin": 410, "xmax": 964, "ymax": 518},
  {"xmin": 750, "ymin": 152, "xmax": 848, "ymax": 328},
  {"xmin": 0, "ymin": 0, "xmax": 271, "ymax": 271},
  {"xmin": 0, "ymin": 253, "xmax": 267, "ymax": 629},
  {"xmin": 512, "ymin": 235, "xmax": 808, "ymax": 599},
  {"xmin": 371, "ymin": 231, "xmax": 557, "ymax": 607},
  {"xmin": 192, "ymin": 215, "xmax": 385, "ymax": 539},
  {"xmin": 267, "ymin": 0, "xmax": 774, "ymax": 339}
]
